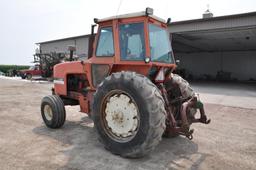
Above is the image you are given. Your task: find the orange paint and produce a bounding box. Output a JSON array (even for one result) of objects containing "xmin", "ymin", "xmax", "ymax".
[{"xmin": 53, "ymin": 14, "xmax": 176, "ymax": 114}]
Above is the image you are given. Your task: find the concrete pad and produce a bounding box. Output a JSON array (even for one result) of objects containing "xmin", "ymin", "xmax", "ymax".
[{"xmin": 192, "ymin": 82, "xmax": 256, "ymax": 109}]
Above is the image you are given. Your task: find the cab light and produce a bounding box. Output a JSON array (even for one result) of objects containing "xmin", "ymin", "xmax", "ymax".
[{"xmin": 145, "ymin": 57, "xmax": 150, "ymax": 63}]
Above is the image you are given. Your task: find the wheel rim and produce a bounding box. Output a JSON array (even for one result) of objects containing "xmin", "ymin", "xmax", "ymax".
[
  {"xmin": 44, "ymin": 104, "xmax": 53, "ymax": 121},
  {"xmin": 102, "ymin": 91, "xmax": 140, "ymax": 142}
]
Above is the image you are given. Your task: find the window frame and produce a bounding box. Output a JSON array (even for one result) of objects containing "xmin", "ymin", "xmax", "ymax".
[
  {"xmin": 95, "ymin": 26, "xmax": 115, "ymax": 57},
  {"xmin": 118, "ymin": 22, "xmax": 146, "ymax": 61},
  {"xmin": 148, "ymin": 23, "xmax": 174, "ymax": 64}
]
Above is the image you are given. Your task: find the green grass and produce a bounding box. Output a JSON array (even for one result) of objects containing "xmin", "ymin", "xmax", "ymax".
[{"xmin": 0, "ymin": 65, "xmax": 30, "ymax": 73}]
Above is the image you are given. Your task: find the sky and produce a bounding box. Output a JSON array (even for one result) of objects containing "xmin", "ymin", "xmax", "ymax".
[{"xmin": 0, "ymin": 0, "xmax": 255, "ymax": 65}]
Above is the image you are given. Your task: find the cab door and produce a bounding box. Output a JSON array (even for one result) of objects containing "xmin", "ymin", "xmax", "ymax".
[{"xmin": 89, "ymin": 22, "xmax": 116, "ymax": 88}]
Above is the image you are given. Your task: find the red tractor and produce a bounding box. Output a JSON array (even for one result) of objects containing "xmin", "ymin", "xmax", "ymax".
[{"xmin": 41, "ymin": 8, "xmax": 210, "ymax": 158}]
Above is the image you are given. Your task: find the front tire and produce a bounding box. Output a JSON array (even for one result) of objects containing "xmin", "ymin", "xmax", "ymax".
[
  {"xmin": 21, "ymin": 74, "xmax": 26, "ymax": 79},
  {"xmin": 92, "ymin": 71, "xmax": 166, "ymax": 158},
  {"xmin": 41, "ymin": 95, "xmax": 66, "ymax": 129}
]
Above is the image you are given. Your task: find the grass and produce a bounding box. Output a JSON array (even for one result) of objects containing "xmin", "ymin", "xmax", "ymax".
[{"xmin": 0, "ymin": 65, "xmax": 30, "ymax": 73}]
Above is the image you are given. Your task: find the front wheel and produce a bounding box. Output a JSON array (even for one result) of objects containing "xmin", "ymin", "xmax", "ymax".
[
  {"xmin": 92, "ymin": 72, "xmax": 166, "ymax": 158},
  {"xmin": 41, "ymin": 95, "xmax": 66, "ymax": 128}
]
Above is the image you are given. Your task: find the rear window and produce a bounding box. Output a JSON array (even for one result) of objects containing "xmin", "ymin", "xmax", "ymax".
[{"xmin": 119, "ymin": 23, "xmax": 145, "ymax": 61}]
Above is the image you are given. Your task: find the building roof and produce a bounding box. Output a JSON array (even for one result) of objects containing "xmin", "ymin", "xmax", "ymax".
[
  {"xmin": 170, "ymin": 11, "xmax": 256, "ymax": 25},
  {"xmin": 36, "ymin": 11, "xmax": 256, "ymax": 45}
]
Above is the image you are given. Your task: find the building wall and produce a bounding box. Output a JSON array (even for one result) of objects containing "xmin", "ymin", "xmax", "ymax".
[
  {"xmin": 176, "ymin": 51, "xmax": 256, "ymax": 80},
  {"xmin": 39, "ymin": 36, "xmax": 256, "ymax": 81},
  {"xmin": 39, "ymin": 37, "xmax": 89, "ymax": 58},
  {"xmin": 75, "ymin": 37, "xmax": 89, "ymax": 58}
]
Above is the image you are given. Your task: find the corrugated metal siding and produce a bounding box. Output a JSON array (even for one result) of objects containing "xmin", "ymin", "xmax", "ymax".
[
  {"xmin": 169, "ymin": 15, "xmax": 256, "ymax": 33},
  {"xmin": 40, "ymin": 37, "xmax": 89, "ymax": 58},
  {"xmin": 40, "ymin": 40, "xmax": 74, "ymax": 53},
  {"xmin": 75, "ymin": 37, "xmax": 89, "ymax": 57}
]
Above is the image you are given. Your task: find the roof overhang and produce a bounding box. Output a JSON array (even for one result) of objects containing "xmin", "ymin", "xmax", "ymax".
[{"xmin": 169, "ymin": 11, "xmax": 256, "ymax": 53}]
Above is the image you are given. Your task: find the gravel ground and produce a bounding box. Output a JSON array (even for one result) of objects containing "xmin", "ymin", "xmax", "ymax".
[{"xmin": 0, "ymin": 77, "xmax": 255, "ymax": 170}]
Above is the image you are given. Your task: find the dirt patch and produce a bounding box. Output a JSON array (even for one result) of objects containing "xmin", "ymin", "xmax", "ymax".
[{"xmin": 0, "ymin": 78, "xmax": 255, "ymax": 170}]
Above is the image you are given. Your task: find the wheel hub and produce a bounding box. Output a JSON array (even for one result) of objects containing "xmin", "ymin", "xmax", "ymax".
[
  {"xmin": 105, "ymin": 93, "xmax": 139, "ymax": 138},
  {"xmin": 44, "ymin": 104, "xmax": 53, "ymax": 121}
]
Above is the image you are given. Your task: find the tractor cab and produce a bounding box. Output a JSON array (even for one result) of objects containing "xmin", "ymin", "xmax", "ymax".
[
  {"xmin": 85, "ymin": 8, "xmax": 176, "ymax": 84},
  {"xmin": 54, "ymin": 8, "xmax": 177, "ymax": 92},
  {"xmin": 91, "ymin": 8, "xmax": 174, "ymax": 64}
]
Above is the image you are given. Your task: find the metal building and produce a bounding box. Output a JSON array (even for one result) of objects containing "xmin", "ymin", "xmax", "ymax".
[
  {"xmin": 171, "ymin": 11, "xmax": 256, "ymax": 81},
  {"xmin": 37, "ymin": 35, "xmax": 90, "ymax": 60},
  {"xmin": 37, "ymin": 11, "xmax": 256, "ymax": 81}
]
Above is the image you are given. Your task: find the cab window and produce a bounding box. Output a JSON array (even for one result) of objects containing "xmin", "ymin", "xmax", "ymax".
[
  {"xmin": 119, "ymin": 23, "xmax": 145, "ymax": 60},
  {"xmin": 96, "ymin": 27, "xmax": 114, "ymax": 57},
  {"xmin": 149, "ymin": 24, "xmax": 173, "ymax": 63}
]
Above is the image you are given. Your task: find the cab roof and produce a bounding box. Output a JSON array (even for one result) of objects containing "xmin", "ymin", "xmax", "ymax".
[{"xmin": 95, "ymin": 9, "xmax": 166, "ymax": 24}]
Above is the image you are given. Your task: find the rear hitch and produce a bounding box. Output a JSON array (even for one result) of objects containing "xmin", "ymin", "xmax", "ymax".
[
  {"xmin": 179, "ymin": 124, "xmax": 194, "ymax": 140},
  {"xmin": 185, "ymin": 129, "xmax": 194, "ymax": 140},
  {"xmin": 191, "ymin": 100, "xmax": 211, "ymax": 124},
  {"xmin": 159, "ymin": 83, "xmax": 211, "ymax": 139}
]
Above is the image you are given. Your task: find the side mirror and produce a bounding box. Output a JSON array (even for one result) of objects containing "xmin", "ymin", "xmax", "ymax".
[
  {"xmin": 94, "ymin": 18, "xmax": 98, "ymax": 24},
  {"xmin": 175, "ymin": 59, "xmax": 180, "ymax": 65}
]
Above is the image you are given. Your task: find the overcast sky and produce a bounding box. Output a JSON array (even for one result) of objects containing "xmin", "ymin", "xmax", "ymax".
[{"xmin": 0, "ymin": 0, "xmax": 255, "ymax": 65}]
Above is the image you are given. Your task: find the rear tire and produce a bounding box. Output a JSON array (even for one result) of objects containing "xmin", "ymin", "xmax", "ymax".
[
  {"xmin": 41, "ymin": 95, "xmax": 66, "ymax": 129},
  {"xmin": 163, "ymin": 73, "xmax": 195, "ymax": 137},
  {"xmin": 92, "ymin": 71, "xmax": 166, "ymax": 158}
]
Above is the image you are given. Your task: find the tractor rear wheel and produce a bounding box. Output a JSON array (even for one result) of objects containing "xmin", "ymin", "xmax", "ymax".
[
  {"xmin": 164, "ymin": 73, "xmax": 195, "ymax": 137},
  {"xmin": 92, "ymin": 71, "xmax": 166, "ymax": 158},
  {"xmin": 41, "ymin": 95, "xmax": 66, "ymax": 129}
]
